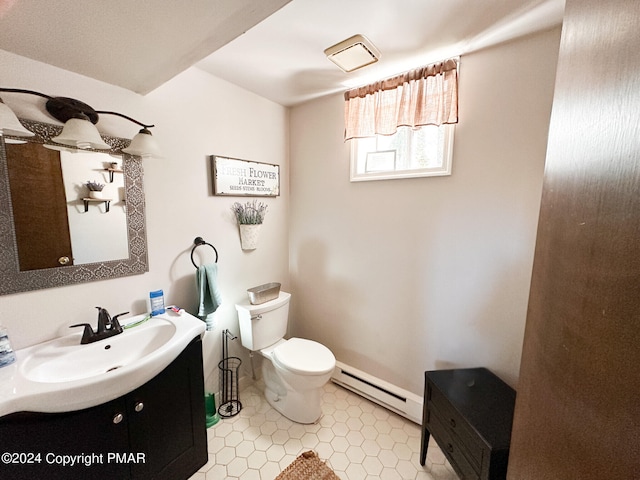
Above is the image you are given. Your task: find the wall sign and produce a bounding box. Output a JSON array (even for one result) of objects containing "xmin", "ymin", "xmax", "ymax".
[{"xmin": 211, "ymin": 155, "xmax": 280, "ymax": 196}]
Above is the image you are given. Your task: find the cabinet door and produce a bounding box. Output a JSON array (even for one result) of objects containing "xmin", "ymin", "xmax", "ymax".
[
  {"xmin": 127, "ymin": 337, "xmax": 207, "ymax": 480},
  {"xmin": 0, "ymin": 398, "xmax": 130, "ymax": 480}
]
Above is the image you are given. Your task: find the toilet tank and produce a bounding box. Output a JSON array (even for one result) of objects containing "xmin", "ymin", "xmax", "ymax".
[{"xmin": 236, "ymin": 291, "xmax": 291, "ymax": 351}]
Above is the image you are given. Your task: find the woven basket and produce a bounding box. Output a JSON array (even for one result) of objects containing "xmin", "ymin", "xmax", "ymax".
[{"xmin": 275, "ymin": 451, "xmax": 341, "ymax": 480}]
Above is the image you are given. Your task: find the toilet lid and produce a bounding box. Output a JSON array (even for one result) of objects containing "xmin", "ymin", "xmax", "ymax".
[{"xmin": 273, "ymin": 338, "xmax": 336, "ymax": 376}]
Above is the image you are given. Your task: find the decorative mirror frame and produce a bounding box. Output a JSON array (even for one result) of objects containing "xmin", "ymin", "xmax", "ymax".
[{"xmin": 0, "ymin": 119, "xmax": 148, "ymax": 295}]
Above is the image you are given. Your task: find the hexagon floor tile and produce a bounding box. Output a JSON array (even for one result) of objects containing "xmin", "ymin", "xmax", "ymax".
[{"xmin": 189, "ymin": 381, "xmax": 459, "ymax": 480}]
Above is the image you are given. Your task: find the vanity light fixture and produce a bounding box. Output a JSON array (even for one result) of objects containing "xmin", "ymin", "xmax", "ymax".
[
  {"xmin": 324, "ymin": 34, "xmax": 381, "ymax": 72},
  {"xmin": 0, "ymin": 97, "xmax": 34, "ymax": 137},
  {"xmin": 122, "ymin": 127, "xmax": 162, "ymax": 157},
  {"xmin": 0, "ymin": 88, "xmax": 161, "ymax": 157}
]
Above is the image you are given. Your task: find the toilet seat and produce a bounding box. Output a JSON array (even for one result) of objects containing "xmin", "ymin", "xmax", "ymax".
[{"xmin": 272, "ymin": 338, "xmax": 335, "ymax": 376}]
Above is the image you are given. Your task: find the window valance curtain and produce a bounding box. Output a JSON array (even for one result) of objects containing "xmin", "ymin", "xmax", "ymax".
[{"xmin": 344, "ymin": 58, "xmax": 459, "ymax": 140}]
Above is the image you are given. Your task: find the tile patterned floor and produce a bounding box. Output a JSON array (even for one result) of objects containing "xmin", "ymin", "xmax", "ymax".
[{"xmin": 189, "ymin": 381, "xmax": 459, "ymax": 480}]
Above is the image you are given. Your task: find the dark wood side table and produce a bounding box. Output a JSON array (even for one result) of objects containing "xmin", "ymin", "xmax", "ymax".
[{"xmin": 420, "ymin": 368, "xmax": 516, "ymax": 480}]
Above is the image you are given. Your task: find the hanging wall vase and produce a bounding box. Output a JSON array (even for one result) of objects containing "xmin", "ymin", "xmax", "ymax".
[
  {"xmin": 232, "ymin": 200, "xmax": 267, "ymax": 251},
  {"xmin": 239, "ymin": 224, "xmax": 261, "ymax": 250}
]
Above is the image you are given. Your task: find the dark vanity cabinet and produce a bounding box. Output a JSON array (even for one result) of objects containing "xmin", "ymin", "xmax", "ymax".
[
  {"xmin": 0, "ymin": 337, "xmax": 207, "ymax": 480},
  {"xmin": 420, "ymin": 368, "xmax": 515, "ymax": 480}
]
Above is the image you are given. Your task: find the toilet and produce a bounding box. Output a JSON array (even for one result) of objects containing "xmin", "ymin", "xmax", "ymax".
[{"xmin": 236, "ymin": 291, "xmax": 336, "ymax": 424}]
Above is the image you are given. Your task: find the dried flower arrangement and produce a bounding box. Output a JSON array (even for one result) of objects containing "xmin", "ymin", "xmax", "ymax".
[
  {"xmin": 231, "ymin": 199, "xmax": 268, "ymax": 225},
  {"xmin": 85, "ymin": 181, "xmax": 105, "ymax": 192}
]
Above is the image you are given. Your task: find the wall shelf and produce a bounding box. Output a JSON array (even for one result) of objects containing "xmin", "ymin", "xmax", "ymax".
[
  {"xmin": 82, "ymin": 198, "xmax": 112, "ymax": 213},
  {"xmin": 105, "ymin": 168, "xmax": 124, "ymax": 183}
]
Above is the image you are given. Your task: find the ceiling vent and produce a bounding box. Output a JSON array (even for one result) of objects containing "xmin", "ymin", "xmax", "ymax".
[{"xmin": 324, "ymin": 34, "xmax": 381, "ymax": 72}]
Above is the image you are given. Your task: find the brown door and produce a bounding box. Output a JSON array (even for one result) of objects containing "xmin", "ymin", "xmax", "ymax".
[
  {"xmin": 508, "ymin": 0, "xmax": 640, "ymax": 478},
  {"xmin": 5, "ymin": 142, "xmax": 74, "ymax": 270}
]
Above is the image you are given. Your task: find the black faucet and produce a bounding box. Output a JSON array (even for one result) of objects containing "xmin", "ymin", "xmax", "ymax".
[{"xmin": 70, "ymin": 307, "xmax": 129, "ymax": 344}]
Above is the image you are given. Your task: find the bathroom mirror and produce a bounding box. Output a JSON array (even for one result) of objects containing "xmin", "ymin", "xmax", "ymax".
[{"xmin": 0, "ymin": 119, "xmax": 148, "ymax": 295}]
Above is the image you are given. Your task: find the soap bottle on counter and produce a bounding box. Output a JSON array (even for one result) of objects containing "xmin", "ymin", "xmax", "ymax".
[{"xmin": 0, "ymin": 325, "xmax": 16, "ymax": 368}]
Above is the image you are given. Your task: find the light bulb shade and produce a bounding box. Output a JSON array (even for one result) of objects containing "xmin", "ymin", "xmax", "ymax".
[
  {"xmin": 122, "ymin": 129, "xmax": 161, "ymax": 157},
  {"xmin": 43, "ymin": 143, "xmax": 79, "ymax": 154},
  {"xmin": 3, "ymin": 138, "xmax": 28, "ymax": 145},
  {"xmin": 0, "ymin": 100, "xmax": 35, "ymax": 137},
  {"xmin": 51, "ymin": 118, "xmax": 111, "ymax": 150}
]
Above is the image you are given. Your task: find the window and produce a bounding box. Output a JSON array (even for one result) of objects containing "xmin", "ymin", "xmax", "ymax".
[
  {"xmin": 350, "ymin": 124, "xmax": 454, "ymax": 182},
  {"xmin": 344, "ymin": 58, "xmax": 458, "ymax": 182}
]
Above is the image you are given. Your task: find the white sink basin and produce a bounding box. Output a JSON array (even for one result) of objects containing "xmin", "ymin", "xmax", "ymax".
[
  {"xmin": 0, "ymin": 312, "xmax": 205, "ymax": 417},
  {"xmin": 22, "ymin": 320, "xmax": 176, "ymax": 384}
]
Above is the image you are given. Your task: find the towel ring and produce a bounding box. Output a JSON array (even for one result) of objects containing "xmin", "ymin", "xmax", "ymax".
[{"xmin": 191, "ymin": 237, "xmax": 218, "ymax": 268}]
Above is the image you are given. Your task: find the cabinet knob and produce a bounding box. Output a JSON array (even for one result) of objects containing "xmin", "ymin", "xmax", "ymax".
[
  {"xmin": 113, "ymin": 413, "xmax": 124, "ymax": 424},
  {"xmin": 58, "ymin": 256, "xmax": 70, "ymax": 265},
  {"xmin": 449, "ymin": 418, "xmax": 456, "ymax": 428},
  {"xmin": 134, "ymin": 402, "xmax": 144, "ymax": 412},
  {"xmin": 447, "ymin": 443, "xmax": 454, "ymax": 453}
]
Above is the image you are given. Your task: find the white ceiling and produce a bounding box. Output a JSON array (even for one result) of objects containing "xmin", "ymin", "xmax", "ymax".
[
  {"xmin": 0, "ymin": 0, "xmax": 564, "ymax": 107},
  {"xmin": 0, "ymin": 0, "xmax": 292, "ymax": 94}
]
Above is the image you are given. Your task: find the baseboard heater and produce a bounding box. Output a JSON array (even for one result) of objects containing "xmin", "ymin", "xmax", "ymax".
[{"xmin": 331, "ymin": 361, "xmax": 423, "ymax": 424}]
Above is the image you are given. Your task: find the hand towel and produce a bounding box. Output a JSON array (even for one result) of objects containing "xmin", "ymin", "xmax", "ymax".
[{"xmin": 197, "ymin": 263, "xmax": 222, "ymax": 328}]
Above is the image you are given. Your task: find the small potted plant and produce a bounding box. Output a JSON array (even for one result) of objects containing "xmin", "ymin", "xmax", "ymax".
[
  {"xmin": 86, "ymin": 180, "xmax": 105, "ymax": 199},
  {"xmin": 232, "ymin": 199, "xmax": 268, "ymax": 250}
]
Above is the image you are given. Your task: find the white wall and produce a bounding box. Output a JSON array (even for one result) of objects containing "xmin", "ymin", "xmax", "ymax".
[
  {"xmin": 288, "ymin": 27, "xmax": 562, "ymax": 395},
  {"xmin": 0, "ymin": 50, "xmax": 290, "ymax": 392}
]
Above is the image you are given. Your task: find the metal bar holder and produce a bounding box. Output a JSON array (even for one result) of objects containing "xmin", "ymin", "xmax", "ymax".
[
  {"xmin": 191, "ymin": 236, "xmax": 218, "ymax": 268},
  {"xmin": 218, "ymin": 329, "xmax": 242, "ymax": 417}
]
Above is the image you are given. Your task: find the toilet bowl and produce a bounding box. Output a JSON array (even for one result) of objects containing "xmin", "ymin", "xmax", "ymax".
[
  {"xmin": 260, "ymin": 337, "xmax": 335, "ymax": 423},
  {"xmin": 236, "ymin": 292, "xmax": 336, "ymax": 424}
]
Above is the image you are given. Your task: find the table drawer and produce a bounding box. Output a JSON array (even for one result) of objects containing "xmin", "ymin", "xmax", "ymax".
[
  {"xmin": 428, "ymin": 383, "xmax": 485, "ymax": 469},
  {"xmin": 428, "ymin": 412, "xmax": 480, "ymax": 480}
]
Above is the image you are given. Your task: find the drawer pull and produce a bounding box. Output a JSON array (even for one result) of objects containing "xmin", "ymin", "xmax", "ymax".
[
  {"xmin": 449, "ymin": 418, "xmax": 456, "ymax": 428},
  {"xmin": 447, "ymin": 443, "xmax": 454, "ymax": 453}
]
